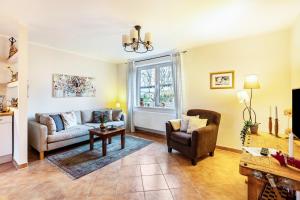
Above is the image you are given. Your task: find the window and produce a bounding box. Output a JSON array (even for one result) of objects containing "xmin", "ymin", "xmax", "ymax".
[{"xmin": 137, "ymin": 62, "xmax": 175, "ymax": 109}]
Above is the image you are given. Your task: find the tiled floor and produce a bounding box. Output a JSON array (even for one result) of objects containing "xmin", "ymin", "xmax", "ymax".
[{"xmin": 0, "ymin": 132, "xmax": 247, "ymax": 200}]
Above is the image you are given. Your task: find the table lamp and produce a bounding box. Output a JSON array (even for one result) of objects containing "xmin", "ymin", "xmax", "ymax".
[
  {"xmin": 244, "ymin": 75, "xmax": 260, "ymax": 123},
  {"xmin": 116, "ymin": 102, "xmax": 121, "ymax": 109}
]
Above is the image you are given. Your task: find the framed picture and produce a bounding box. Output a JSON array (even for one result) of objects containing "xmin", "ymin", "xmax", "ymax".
[
  {"xmin": 210, "ymin": 71, "xmax": 235, "ymax": 89},
  {"xmin": 52, "ymin": 74, "xmax": 96, "ymax": 98}
]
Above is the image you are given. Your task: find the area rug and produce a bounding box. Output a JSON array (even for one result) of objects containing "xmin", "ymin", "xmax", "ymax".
[{"xmin": 47, "ymin": 135, "xmax": 153, "ymax": 179}]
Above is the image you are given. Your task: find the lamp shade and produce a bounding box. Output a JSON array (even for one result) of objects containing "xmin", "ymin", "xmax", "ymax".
[
  {"xmin": 116, "ymin": 102, "xmax": 121, "ymax": 108},
  {"xmin": 237, "ymin": 90, "xmax": 250, "ymax": 104},
  {"xmin": 244, "ymin": 75, "xmax": 260, "ymax": 89}
]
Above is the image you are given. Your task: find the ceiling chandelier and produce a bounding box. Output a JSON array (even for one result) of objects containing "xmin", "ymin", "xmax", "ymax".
[{"xmin": 122, "ymin": 25, "xmax": 153, "ymax": 53}]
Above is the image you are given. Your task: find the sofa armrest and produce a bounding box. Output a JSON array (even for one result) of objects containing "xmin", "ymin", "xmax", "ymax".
[
  {"xmin": 191, "ymin": 124, "xmax": 218, "ymax": 156},
  {"xmin": 28, "ymin": 121, "xmax": 48, "ymax": 152}
]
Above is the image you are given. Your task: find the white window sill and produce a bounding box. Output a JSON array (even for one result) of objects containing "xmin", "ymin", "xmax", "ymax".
[{"xmin": 134, "ymin": 106, "xmax": 175, "ymax": 113}]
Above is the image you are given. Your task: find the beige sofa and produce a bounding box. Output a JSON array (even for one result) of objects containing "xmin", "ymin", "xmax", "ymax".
[{"xmin": 28, "ymin": 109, "xmax": 125, "ymax": 159}]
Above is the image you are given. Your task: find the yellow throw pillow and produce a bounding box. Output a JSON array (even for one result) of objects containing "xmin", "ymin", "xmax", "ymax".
[
  {"xmin": 180, "ymin": 115, "xmax": 199, "ymax": 132},
  {"xmin": 187, "ymin": 117, "xmax": 208, "ymax": 134},
  {"xmin": 169, "ymin": 119, "xmax": 181, "ymax": 131}
]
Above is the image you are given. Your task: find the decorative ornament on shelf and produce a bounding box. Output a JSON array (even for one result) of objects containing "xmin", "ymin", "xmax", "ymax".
[
  {"xmin": 269, "ymin": 106, "xmax": 273, "ymax": 134},
  {"xmin": 6, "ymin": 65, "xmax": 18, "ymax": 82},
  {"xmin": 8, "ymin": 37, "xmax": 17, "ymax": 59},
  {"xmin": 122, "ymin": 25, "xmax": 153, "ymax": 53},
  {"xmin": 284, "ymin": 108, "xmax": 292, "ymax": 135}
]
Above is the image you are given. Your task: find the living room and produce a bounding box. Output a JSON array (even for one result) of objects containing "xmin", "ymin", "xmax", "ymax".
[{"xmin": 0, "ymin": 1, "xmax": 300, "ymax": 200}]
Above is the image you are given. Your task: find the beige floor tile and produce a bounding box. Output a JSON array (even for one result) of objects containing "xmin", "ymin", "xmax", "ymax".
[
  {"xmin": 116, "ymin": 192, "xmax": 145, "ymax": 200},
  {"xmin": 116, "ymin": 176, "xmax": 144, "ymax": 194},
  {"xmin": 141, "ymin": 164, "xmax": 162, "ymax": 175},
  {"xmin": 119, "ymin": 165, "xmax": 141, "ymax": 177},
  {"xmin": 164, "ymin": 174, "xmax": 190, "ymax": 188},
  {"xmin": 145, "ymin": 190, "xmax": 173, "ymax": 200},
  {"xmin": 142, "ymin": 175, "xmax": 169, "ymax": 191}
]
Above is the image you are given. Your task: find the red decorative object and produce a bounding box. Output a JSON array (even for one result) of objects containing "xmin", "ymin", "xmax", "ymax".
[{"xmin": 271, "ymin": 151, "xmax": 300, "ymax": 169}]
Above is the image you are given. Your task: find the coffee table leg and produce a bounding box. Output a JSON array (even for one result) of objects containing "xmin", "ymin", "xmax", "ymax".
[
  {"xmin": 89, "ymin": 133, "xmax": 94, "ymax": 150},
  {"xmin": 102, "ymin": 139, "xmax": 107, "ymax": 156},
  {"xmin": 121, "ymin": 132, "xmax": 125, "ymax": 149},
  {"xmin": 108, "ymin": 137, "xmax": 112, "ymax": 144}
]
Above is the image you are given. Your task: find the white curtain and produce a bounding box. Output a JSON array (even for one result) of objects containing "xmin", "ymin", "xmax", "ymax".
[
  {"xmin": 172, "ymin": 52, "xmax": 183, "ymax": 118},
  {"xmin": 126, "ymin": 61, "xmax": 136, "ymax": 132}
]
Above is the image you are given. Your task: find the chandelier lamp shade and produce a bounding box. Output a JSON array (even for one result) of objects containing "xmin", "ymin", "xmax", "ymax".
[{"xmin": 122, "ymin": 25, "xmax": 153, "ymax": 53}]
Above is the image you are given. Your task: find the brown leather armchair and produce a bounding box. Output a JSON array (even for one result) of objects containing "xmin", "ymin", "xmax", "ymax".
[{"xmin": 166, "ymin": 109, "xmax": 221, "ymax": 165}]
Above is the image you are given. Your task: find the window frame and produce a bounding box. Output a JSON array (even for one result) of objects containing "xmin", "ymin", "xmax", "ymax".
[{"xmin": 136, "ymin": 61, "xmax": 175, "ymax": 109}]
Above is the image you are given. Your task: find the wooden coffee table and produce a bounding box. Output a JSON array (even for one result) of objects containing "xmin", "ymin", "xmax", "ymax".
[{"xmin": 89, "ymin": 128, "xmax": 126, "ymax": 156}]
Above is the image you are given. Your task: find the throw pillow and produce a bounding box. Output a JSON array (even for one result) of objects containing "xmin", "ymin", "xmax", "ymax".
[
  {"xmin": 169, "ymin": 119, "xmax": 181, "ymax": 131},
  {"xmin": 112, "ymin": 109, "xmax": 123, "ymax": 121},
  {"xmin": 49, "ymin": 114, "xmax": 65, "ymax": 132},
  {"xmin": 61, "ymin": 112, "xmax": 77, "ymax": 129},
  {"xmin": 39, "ymin": 115, "xmax": 56, "ymax": 135},
  {"xmin": 187, "ymin": 117, "xmax": 208, "ymax": 134},
  {"xmin": 180, "ymin": 115, "xmax": 199, "ymax": 132},
  {"xmin": 92, "ymin": 111, "xmax": 111, "ymax": 123}
]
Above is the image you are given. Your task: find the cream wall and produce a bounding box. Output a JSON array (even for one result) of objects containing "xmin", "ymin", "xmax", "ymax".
[
  {"xmin": 182, "ymin": 29, "xmax": 292, "ymax": 149},
  {"xmin": 291, "ymin": 16, "xmax": 300, "ymax": 89},
  {"xmin": 28, "ymin": 44, "xmax": 118, "ymax": 119}
]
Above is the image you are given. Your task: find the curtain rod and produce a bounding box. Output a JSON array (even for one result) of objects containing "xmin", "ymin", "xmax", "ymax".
[{"xmin": 124, "ymin": 50, "xmax": 187, "ymax": 64}]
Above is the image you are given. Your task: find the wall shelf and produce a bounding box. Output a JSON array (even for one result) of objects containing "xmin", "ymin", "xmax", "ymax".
[
  {"xmin": 7, "ymin": 81, "xmax": 18, "ymax": 88},
  {"xmin": 0, "ymin": 53, "xmax": 18, "ymax": 66}
]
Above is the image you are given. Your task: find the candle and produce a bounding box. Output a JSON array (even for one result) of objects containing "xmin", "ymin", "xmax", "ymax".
[
  {"xmin": 130, "ymin": 29, "xmax": 138, "ymax": 40},
  {"xmin": 275, "ymin": 106, "xmax": 278, "ymax": 119},
  {"xmin": 289, "ymin": 132, "xmax": 294, "ymax": 157},
  {"xmin": 144, "ymin": 32, "xmax": 152, "ymax": 43}
]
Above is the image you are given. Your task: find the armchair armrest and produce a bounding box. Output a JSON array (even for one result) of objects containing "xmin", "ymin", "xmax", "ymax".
[
  {"xmin": 28, "ymin": 121, "xmax": 48, "ymax": 152},
  {"xmin": 166, "ymin": 122, "xmax": 174, "ymax": 140},
  {"xmin": 191, "ymin": 124, "xmax": 218, "ymax": 156}
]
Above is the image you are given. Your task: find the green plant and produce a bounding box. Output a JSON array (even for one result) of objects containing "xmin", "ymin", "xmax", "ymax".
[{"xmin": 240, "ymin": 121, "xmax": 252, "ymax": 145}]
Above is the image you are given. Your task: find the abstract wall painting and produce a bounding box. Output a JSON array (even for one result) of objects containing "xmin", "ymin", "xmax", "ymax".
[{"xmin": 52, "ymin": 74, "xmax": 96, "ymax": 97}]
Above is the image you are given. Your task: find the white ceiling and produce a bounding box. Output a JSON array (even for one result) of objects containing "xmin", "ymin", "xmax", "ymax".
[{"xmin": 0, "ymin": 0, "xmax": 300, "ymax": 63}]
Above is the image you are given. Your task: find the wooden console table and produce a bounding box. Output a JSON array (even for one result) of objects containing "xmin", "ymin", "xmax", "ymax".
[{"xmin": 240, "ymin": 133, "xmax": 300, "ymax": 200}]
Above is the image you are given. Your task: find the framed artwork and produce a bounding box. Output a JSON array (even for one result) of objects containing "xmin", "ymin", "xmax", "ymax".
[
  {"xmin": 210, "ymin": 71, "xmax": 235, "ymax": 89},
  {"xmin": 52, "ymin": 74, "xmax": 96, "ymax": 97}
]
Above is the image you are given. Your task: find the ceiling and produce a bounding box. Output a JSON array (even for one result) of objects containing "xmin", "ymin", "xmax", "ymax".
[{"xmin": 0, "ymin": 0, "xmax": 300, "ymax": 63}]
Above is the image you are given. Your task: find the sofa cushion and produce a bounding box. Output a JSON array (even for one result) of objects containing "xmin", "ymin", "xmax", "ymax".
[
  {"xmin": 47, "ymin": 125, "xmax": 91, "ymax": 143},
  {"xmin": 49, "ymin": 114, "xmax": 65, "ymax": 132},
  {"xmin": 112, "ymin": 110, "xmax": 122, "ymax": 121},
  {"xmin": 74, "ymin": 111, "xmax": 82, "ymax": 124},
  {"xmin": 92, "ymin": 110, "xmax": 112, "ymax": 123},
  {"xmin": 170, "ymin": 131, "xmax": 192, "ymax": 146},
  {"xmin": 39, "ymin": 115, "xmax": 57, "ymax": 135},
  {"xmin": 61, "ymin": 112, "xmax": 78, "ymax": 129},
  {"xmin": 85, "ymin": 121, "xmax": 125, "ymax": 129}
]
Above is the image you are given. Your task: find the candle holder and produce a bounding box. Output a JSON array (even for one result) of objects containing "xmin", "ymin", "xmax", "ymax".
[
  {"xmin": 268, "ymin": 117, "xmax": 273, "ymax": 134},
  {"xmin": 275, "ymin": 118, "xmax": 279, "ymax": 137}
]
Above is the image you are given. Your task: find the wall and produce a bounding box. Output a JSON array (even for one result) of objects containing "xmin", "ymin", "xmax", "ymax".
[
  {"xmin": 291, "ymin": 16, "xmax": 300, "ymax": 89},
  {"xmin": 182, "ymin": 29, "xmax": 292, "ymax": 149},
  {"xmin": 28, "ymin": 44, "xmax": 118, "ymax": 119}
]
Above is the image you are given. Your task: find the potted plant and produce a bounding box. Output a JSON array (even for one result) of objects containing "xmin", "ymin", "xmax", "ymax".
[{"xmin": 240, "ymin": 121, "xmax": 252, "ymax": 146}]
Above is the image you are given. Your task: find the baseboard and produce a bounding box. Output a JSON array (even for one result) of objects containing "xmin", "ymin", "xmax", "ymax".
[
  {"xmin": 12, "ymin": 159, "xmax": 28, "ymax": 169},
  {"xmin": 134, "ymin": 127, "xmax": 166, "ymax": 139},
  {"xmin": 216, "ymin": 145, "xmax": 242, "ymax": 154},
  {"xmin": 134, "ymin": 127, "xmax": 165, "ymax": 135},
  {"xmin": 0, "ymin": 154, "xmax": 12, "ymax": 164}
]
